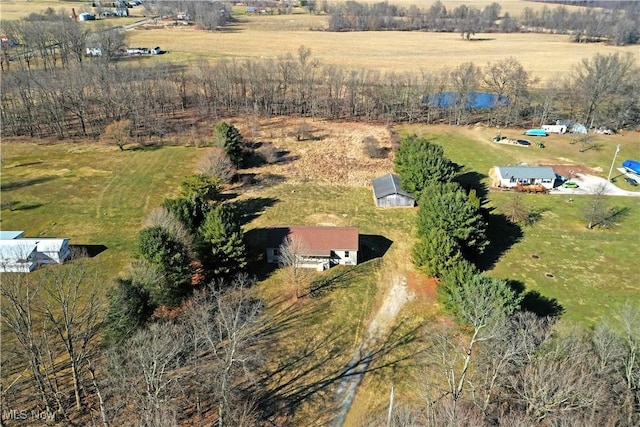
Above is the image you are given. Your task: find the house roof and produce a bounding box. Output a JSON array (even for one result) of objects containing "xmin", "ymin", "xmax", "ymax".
[
  {"xmin": 267, "ymin": 226, "xmax": 359, "ymax": 257},
  {"xmin": 0, "ymin": 240, "xmax": 38, "ymax": 261},
  {"xmin": 17, "ymin": 238, "xmax": 70, "ymax": 253},
  {"xmin": 0, "ymin": 231, "xmax": 25, "ymax": 240},
  {"xmin": 495, "ymin": 166, "xmax": 556, "ymax": 180},
  {"xmin": 372, "ymin": 173, "xmax": 414, "ymax": 199},
  {"xmin": 0, "ymin": 238, "xmax": 69, "ymax": 254}
]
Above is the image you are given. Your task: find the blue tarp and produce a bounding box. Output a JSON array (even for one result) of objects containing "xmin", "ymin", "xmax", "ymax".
[
  {"xmin": 622, "ymin": 159, "xmax": 640, "ymax": 175},
  {"xmin": 525, "ymin": 129, "xmax": 547, "ymax": 136},
  {"xmin": 423, "ymin": 92, "xmax": 508, "ymax": 109}
]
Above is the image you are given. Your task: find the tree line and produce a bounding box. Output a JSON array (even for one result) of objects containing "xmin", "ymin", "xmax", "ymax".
[
  {"xmin": 326, "ymin": 0, "xmax": 639, "ymax": 45},
  {"xmin": 2, "ymin": 42, "xmax": 639, "ymax": 140}
]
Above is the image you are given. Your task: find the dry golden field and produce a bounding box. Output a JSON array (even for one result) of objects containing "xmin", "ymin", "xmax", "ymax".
[
  {"xmin": 0, "ymin": 0, "xmax": 148, "ymax": 23},
  {"xmin": 128, "ymin": 20, "xmax": 639, "ymax": 84},
  {"xmin": 3, "ymin": 0, "xmax": 637, "ymax": 84}
]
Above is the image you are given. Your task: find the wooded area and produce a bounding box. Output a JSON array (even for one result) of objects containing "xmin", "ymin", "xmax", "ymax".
[
  {"xmin": 1, "ymin": 37, "xmax": 639, "ymax": 141},
  {"xmin": 325, "ymin": 1, "xmax": 639, "ymax": 45}
]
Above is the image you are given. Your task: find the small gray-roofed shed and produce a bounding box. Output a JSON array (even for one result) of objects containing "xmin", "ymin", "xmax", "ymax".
[{"xmin": 372, "ymin": 173, "xmax": 415, "ymax": 207}]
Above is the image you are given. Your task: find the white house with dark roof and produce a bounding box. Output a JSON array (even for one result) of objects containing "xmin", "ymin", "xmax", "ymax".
[
  {"xmin": 0, "ymin": 231, "xmax": 71, "ymax": 272},
  {"xmin": 490, "ymin": 166, "xmax": 557, "ymax": 190},
  {"xmin": 372, "ymin": 173, "xmax": 415, "ymax": 207},
  {"xmin": 266, "ymin": 226, "xmax": 358, "ymax": 271}
]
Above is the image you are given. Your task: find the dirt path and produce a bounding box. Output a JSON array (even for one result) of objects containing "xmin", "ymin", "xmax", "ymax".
[{"xmin": 333, "ymin": 275, "xmax": 413, "ymax": 426}]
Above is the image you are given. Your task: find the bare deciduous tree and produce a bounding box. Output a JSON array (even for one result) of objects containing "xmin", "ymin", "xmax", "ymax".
[
  {"xmin": 106, "ymin": 322, "xmax": 185, "ymax": 426},
  {"xmin": 0, "ymin": 273, "xmax": 53, "ymax": 413},
  {"xmin": 102, "ymin": 119, "xmax": 132, "ymax": 151},
  {"xmin": 584, "ymin": 182, "xmax": 612, "ymax": 229},
  {"xmin": 279, "ymin": 235, "xmax": 313, "ymax": 299},
  {"xmin": 510, "ymin": 332, "xmax": 602, "ymax": 423},
  {"xmin": 504, "ymin": 193, "xmax": 530, "ymax": 224},
  {"xmin": 196, "ymin": 147, "xmax": 236, "ymax": 183},
  {"xmin": 40, "ymin": 258, "xmax": 103, "ymax": 411},
  {"xmin": 181, "ymin": 274, "xmax": 263, "ymax": 426}
]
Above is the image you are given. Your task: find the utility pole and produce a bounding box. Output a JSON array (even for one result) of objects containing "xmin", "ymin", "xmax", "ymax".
[
  {"xmin": 607, "ymin": 144, "xmax": 621, "ymax": 182},
  {"xmin": 387, "ymin": 385, "xmax": 395, "ymax": 427}
]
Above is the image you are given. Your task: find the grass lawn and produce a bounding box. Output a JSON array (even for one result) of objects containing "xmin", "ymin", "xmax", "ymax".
[
  {"xmin": 0, "ymin": 120, "xmax": 637, "ymax": 424},
  {"xmin": 240, "ymin": 182, "xmax": 420, "ymax": 424},
  {"xmin": 487, "ymin": 193, "xmax": 640, "ymax": 323},
  {"xmin": 399, "ymin": 123, "xmax": 640, "ymax": 324},
  {"xmin": 0, "ymin": 142, "xmax": 201, "ymax": 279}
]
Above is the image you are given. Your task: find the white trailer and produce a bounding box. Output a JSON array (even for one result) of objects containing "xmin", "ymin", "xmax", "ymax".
[{"xmin": 542, "ymin": 124, "xmax": 567, "ymax": 134}]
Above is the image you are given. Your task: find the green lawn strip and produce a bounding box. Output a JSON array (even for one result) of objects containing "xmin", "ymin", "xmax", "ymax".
[
  {"xmin": 1, "ymin": 143, "xmax": 201, "ymax": 278},
  {"xmin": 487, "ymin": 192, "xmax": 639, "ymax": 324}
]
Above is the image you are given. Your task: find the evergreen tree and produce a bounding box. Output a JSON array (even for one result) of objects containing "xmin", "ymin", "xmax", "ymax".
[
  {"xmin": 413, "ymin": 227, "xmax": 463, "ymax": 278},
  {"xmin": 394, "ymin": 134, "xmax": 457, "ymax": 195},
  {"xmin": 104, "ymin": 275, "xmax": 156, "ymax": 344},
  {"xmin": 199, "ymin": 205, "xmax": 247, "ymax": 278},
  {"xmin": 213, "ymin": 122, "xmax": 244, "ymax": 167},
  {"xmin": 137, "ymin": 226, "xmax": 192, "ymax": 307},
  {"xmin": 440, "ymin": 272, "xmax": 522, "ymax": 326},
  {"xmin": 163, "ymin": 174, "xmax": 221, "ymax": 234},
  {"xmin": 417, "ymin": 183, "xmax": 488, "ymax": 255}
]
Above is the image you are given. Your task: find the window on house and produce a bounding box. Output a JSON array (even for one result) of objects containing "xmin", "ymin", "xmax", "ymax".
[
  {"xmin": 273, "ymin": 249, "xmax": 279, "ymax": 256},
  {"xmin": 344, "ymin": 251, "xmax": 350, "ymax": 258}
]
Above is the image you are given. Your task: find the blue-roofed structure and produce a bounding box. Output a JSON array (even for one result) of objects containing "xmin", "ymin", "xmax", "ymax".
[
  {"xmin": 423, "ymin": 92, "xmax": 508, "ymax": 109},
  {"xmin": 622, "ymin": 159, "xmax": 640, "ymax": 176},
  {"xmin": 490, "ymin": 166, "xmax": 556, "ymax": 189},
  {"xmin": 0, "ymin": 231, "xmax": 25, "ymax": 240},
  {"xmin": 372, "ymin": 173, "xmax": 415, "ymax": 207}
]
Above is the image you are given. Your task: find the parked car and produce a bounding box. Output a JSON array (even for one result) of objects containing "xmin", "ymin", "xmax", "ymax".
[
  {"xmin": 562, "ymin": 181, "xmax": 579, "ymax": 188},
  {"xmin": 624, "ymin": 177, "xmax": 638, "ymax": 186}
]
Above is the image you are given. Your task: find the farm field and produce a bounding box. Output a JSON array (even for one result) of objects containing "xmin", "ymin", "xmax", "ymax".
[
  {"xmin": 0, "ymin": 0, "xmax": 594, "ymax": 23},
  {"xmin": 126, "ymin": 19, "xmax": 640, "ymax": 83},
  {"xmin": 4, "ymin": 0, "xmax": 638, "ymax": 83}
]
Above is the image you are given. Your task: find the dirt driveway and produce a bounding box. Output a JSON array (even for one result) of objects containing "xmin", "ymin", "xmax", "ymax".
[{"xmin": 333, "ymin": 275, "xmax": 413, "ymax": 426}]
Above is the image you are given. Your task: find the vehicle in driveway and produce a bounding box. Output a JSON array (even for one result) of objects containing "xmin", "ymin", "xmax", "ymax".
[
  {"xmin": 562, "ymin": 181, "xmax": 579, "ymax": 188},
  {"xmin": 624, "ymin": 177, "xmax": 638, "ymax": 186}
]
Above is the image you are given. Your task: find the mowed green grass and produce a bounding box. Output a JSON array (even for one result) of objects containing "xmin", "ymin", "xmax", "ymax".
[
  {"xmin": 488, "ymin": 193, "xmax": 640, "ymax": 323},
  {"xmin": 0, "ymin": 143, "xmax": 201, "ymax": 278},
  {"xmin": 400, "ymin": 124, "xmax": 640, "ymax": 324}
]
